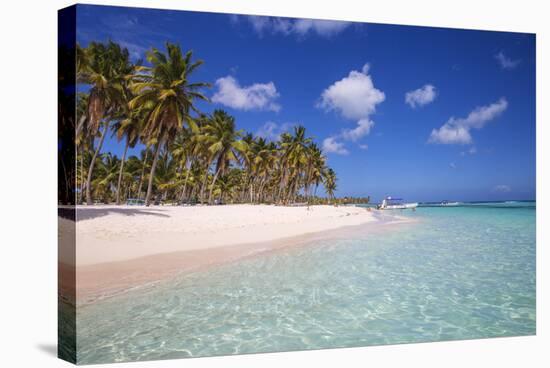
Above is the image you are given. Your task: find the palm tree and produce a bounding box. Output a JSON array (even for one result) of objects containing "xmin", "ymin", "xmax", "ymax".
[
  {"xmin": 260, "ymin": 141, "xmax": 278, "ymax": 202},
  {"xmin": 247, "ymin": 137, "xmax": 276, "ymax": 203},
  {"xmin": 130, "ymin": 43, "xmax": 210, "ymax": 206},
  {"xmin": 169, "ymin": 125, "xmax": 202, "ymax": 203},
  {"xmin": 278, "ymin": 126, "xmax": 312, "ymax": 204},
  {"xmin": 75, "ymin": 41, "xmax": 342, "ymax": 207},
  {"xmin": 75, "ymin": 93, "xmax": 92, "ymax": 204},
  {"xmin": 304, "ymin": 143, "xmax": 326, "ymax": 203},
  {"xmin": 112, "ymin": 106, "xmax": 142, "ymax": 204},
  {"xmin": 153, "ymin": 150, "xmax": 177, "ymax": 202},
  {"xmin": 323, "ymin": 168, "xmax": 337, "ymax": 204},
  {"xmin": 77, "ymin": 41, "xmax": 133, "ymax": 205},
  {"xmin": 136, "ymin": 147, "xmax": 152, "ymax": 200},
  {"xmin": 213, "ymin": 168, "xmax": 242, "ymax": 203},
  {"xmin": 197, "ymin": 110, "xmax": 248, "ymax": 204},
  {"xmin": 92, "ymin": 153, "xmax": 120, "ymax": 203},
  {"xmin": 237, "ymin": 133, "xmax": 256, "ymax": 202},
  {"xmin": 76, "ymin": 149, "xmax": 92, "ymax": 204},
  {"xmin": 122, "ymin": 155, "xmax": 144, "ymax": 199}
]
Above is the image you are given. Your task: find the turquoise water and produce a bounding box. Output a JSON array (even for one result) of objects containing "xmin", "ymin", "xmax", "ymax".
[{"xmin": 76, "ymin": 202, "xmax": 536, "ymax": 364}]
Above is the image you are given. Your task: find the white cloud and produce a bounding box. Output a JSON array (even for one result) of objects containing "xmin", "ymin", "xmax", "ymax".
[
  {"xmin": 319, "ymin": 63, "xmax": 385, "ymax": 154},
  {"xmin": 341, "ymin": 119, "xmax": 374, "ymax": 142},
  {"xmin": 493, "ymin": 184, "xmax": 511, "ymax": 193},
  {"xmin": 318, "ymin": 63, "xmax": 385, "ymax": 120},
  {"xmin": 495, "ymin": 51, "xmax": 521, "ymax": 70},
  {"xmin": 246, "ymin": 16, "xmax": 350, "ymax": 37},
  {"xmin": 322, "ymin": 137, "xmax": 349, "ymax": 155},
  {"xmin": 359, "ymin": 144, "xmax": 368, "ymax": 150},
  {"xmin": 405, "ymin": 84, "xmax": 437, "ymax": 108},
  {"xmin": 431, "ymin": 125, "xmax": 473, "ymax": 145},
  {"xmin": 429, "ymin": 98, "xmax": 508, "ymax": 145},
  {"xmin": 212, "ymin": 76, "xmax": 281, "ymax": 112},
  {"xmin": 256, "ymin": 121, "xmax": 293, "ymax": 141},
  {"xmin": 450, "ymin": 162, "xmax": 457, "ymax": 169},
  {"xmin": 460, "ymin": 146, "xmax": 477, "ymax": 156},
  {"xmin": 292, "ymin": 19, "xmax": 351, "ymax": 37}
]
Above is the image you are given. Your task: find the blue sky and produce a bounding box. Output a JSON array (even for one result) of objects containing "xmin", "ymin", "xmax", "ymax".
[{"xmin": 76, "ymin": 4, "xmax": 536, "ymax": 202}]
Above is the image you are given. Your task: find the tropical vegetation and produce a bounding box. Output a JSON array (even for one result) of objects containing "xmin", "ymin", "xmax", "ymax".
[{"xmin": 75, "ymin": 40, "xmax": 348, "ymax": 206}]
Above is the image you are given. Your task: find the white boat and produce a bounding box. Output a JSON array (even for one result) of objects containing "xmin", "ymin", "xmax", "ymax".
[
  {"xmin": 378, "ymin": 197, "xmax": 418, "ymax": 210},
  {"xmin": 440, "ymin": 200, "xmax": 459, "ymax": 206}
]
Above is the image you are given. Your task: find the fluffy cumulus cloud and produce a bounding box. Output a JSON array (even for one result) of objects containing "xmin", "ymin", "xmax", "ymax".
[
  {"xmin": 318, "ymin": 64, "xmax": 385, "ymax": 121},
  {"xmin": 212, "ymin": 76, "xmax": 281, "ymax": 112},
  {"xmin": 495, "ymin": 51, "xmax": 521, "ymax": 70},
  {"xmin": 256, "ymin": 121, "xmax": 294, "ymax": 141},
  {"xmin": 246, "ymin": 16, "xmax": 350, "ymax": 37},
  {"xmin": 322, "ymin": 137, "xmax": 349, "ymax": 155},
  {"xmin": 493, "ymin": 184, "xmax": 512, "ymax": 193},
  {"xmin": 318, "ymin": 64, "xmax": 385, "ymax": 154},
  {"xmin": 341, "ymin": 119, "xmax": 375, "ymax": 142},
  {"xmin": 429, "ymin": 98, "xmax": 508, "ymax": 144},
  {"xmin": 405, "ymin": 84, "xmax": 437, "ymax": 108}
]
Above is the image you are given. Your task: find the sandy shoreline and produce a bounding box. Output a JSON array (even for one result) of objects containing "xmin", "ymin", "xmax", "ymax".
[
  {"xmin": 72, "ymin": 204, "xmax": 382, "ymax": 266},
  {"xmin": 59, "ymin": 204, "xmax": 413, "ymax": 305}
]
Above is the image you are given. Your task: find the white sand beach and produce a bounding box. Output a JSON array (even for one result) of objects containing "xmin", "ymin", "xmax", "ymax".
[
  {"xmin": 59, "ymin": 204, "xmax": 410, "ymax": 304},
  {"xmin": 73, "ymin": 204, "xmax": 380, "ymax": 266}
]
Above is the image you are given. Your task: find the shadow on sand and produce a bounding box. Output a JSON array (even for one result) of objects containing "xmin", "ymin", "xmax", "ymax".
[{"xmin": 75, "ymin": 207, "xmax": 171, "ymax": 221}]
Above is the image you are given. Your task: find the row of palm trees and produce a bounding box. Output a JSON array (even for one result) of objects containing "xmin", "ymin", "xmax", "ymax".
[{"xmin": 76, "ymin": 40, "xmax": 338, "ymax": 206}]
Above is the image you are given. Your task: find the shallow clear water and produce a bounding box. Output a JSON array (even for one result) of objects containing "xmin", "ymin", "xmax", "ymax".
[{"xmin": 76, "ymin": 202, "xmax": 536, "ymax": 364}]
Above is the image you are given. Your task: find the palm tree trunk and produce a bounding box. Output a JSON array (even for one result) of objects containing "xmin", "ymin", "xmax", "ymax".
[
  {"xmin": 79, "ymin": 146, "xmax": 84, "ymax": 204},
  {"xmin": 145, "ymin": 140, "xmax": 163, "ymax": 206},
  {"xmin": 249, "ymin": 177, "xmax": 255, "ymax": 203},
  {"xmin": 208, "ymin": 167, "xmax": 222, "ymax": 204},
  {"xmin": 76, "ymin": 113, "xmax": 87, "ymax": 140},
  {"xmin": 85, "ymin": 122, "xmax": 109, "ymax": 205},
  {"xmin": 277, "ymin": 167, "xmax": 287, "ymax": 204},
  {"xmin": 240, "ymin": 175, "xmax": 250, "ymax": 203},
  {"xmin": 258, "ymin": 177, "xmax": 266, "ymax": 203},
  {"xmin": 189, "ymin": 185, "xmax": 197, "ymax": 202},
  {"xmin": 200, "ymin": 160, "xmax": 212, "ymax": 204},
  {"xmin": 137, "ymin": 150, "xmax": 149, "ymax": 200},
  {"xmin": 115, "ymin": 139, "xmax": 129, "ymax": 205},
  {"xmin": 180, "ymin": 159, "xmax": 192, "ymax": 202}
]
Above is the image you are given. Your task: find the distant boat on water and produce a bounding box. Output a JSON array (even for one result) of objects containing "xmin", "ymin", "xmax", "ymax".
[
  {"xmin": 377, "ymin": 196, "xmax": 418, "ymax": 210},
  {"xmin": 440, "ymin": 200, "xmax": 460, "ymax": 206}
]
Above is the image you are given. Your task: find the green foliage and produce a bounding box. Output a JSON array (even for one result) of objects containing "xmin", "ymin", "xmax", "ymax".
[{"xmin": 75, "ymin": 41, "xmax": 348, "ymax": 206}]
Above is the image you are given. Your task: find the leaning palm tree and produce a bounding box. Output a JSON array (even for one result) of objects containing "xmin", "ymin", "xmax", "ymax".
[
  {"xmin": 112, "ymin": 106, "xmax": 143, "ymax": 204},
  {"xmin": 323, "ymin": 167, "xmax": 337, "ymax": 204},
  {"xmin": 197, "ymin": 110, "xmax": 248, "ymax": 204},
  {"xmin": 238, "ymin": 133, "xmax": 255, "ymax": 202},
  {"xmin": 304, "ymin": 143, "xmax": 325, "ymax": 202},
  {"xmin": 122, "ymin": 155, "xmax": 144, "ymax": 199},
  {"xmin": 136, "ymin": 147, "xmax": 152, "ymax": 200},
  {"xmin": 278, "ymin": 126, "xmax": 312, "ymax": 204},
  {"xmin": 92, "ymin": 152, "xmax": 120, "ymax": 203},
  {"xmin": 169, "ymin": 125, "xmax": 202, "ymax": 203},
  {"xmin": 130, "ymin": 43, "xmax": 210, "ymax": 206},
  {"xmin": 77, "ymin": 41, "xmax": 133, "ymax": 205},
  {"xmin": 75, "ymin": 93, "xmax": 92, "ymax": 204},
  {"xmin": 153, "ymin": 149, "xmax": 178, "ymax": 202}
]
